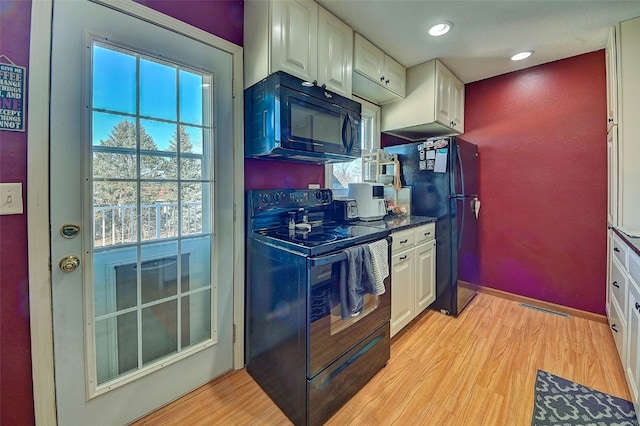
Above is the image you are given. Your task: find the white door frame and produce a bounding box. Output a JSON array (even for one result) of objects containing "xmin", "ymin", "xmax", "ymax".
[{"xmin": 27, "ymin": 1, "xmax": 245, "ymax": 423}]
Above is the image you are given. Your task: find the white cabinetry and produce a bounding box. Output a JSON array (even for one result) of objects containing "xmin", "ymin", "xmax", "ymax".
[
  {"xmin": 606, "ymin": 231, "xmax": 640, "ymax": 413},
  {"xmin": 353, "ymin": 33, "xmax": 406, "ymax": 104},
  {"xmin": 616, "ymin": 17, "xmax": 640, "ymax": 233},
  {"xmin": 381, "ymin": 59, "xmax": 465, "ymax": 141},
  {"xmin": 390, "ymin": 223, "xmax": 436, "ymax": 337},
  {"xmin": 244, "ymin": 0, "xmax": 353, "ymax": 97},
  {"xmin": 606, "ymin": 26, "xmax": 619, "ymax": 131}
]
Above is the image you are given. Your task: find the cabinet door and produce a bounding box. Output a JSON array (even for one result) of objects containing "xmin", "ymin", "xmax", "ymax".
[
  {"xmin": 451, "ymin": 77, "xmax": 465, "ymax": 132},
  {"xmin": 608, "ymin": 126, "xmax": 619, "ymax": 226},
  {"xmin": 383, "ymin": 55, "xmax": 406, "ymax": 97},
  {"xmin": 354, "ymin": 33, "xmax": 384, "ymax": 82},
  {"xmin": 391, "ymin": 250, "xmax": 415, "ymax": 337},
  {"xmin": 435, "ymin": 61, "xmax": 454, "ymax": 127},
  {"xmin": 626, "ymin": 279, "xmax": 640, "ymax": 405},
  {"xmin": 415, "ymin": 240, "xmax": 436, "ymax": 314},
  {"xmin": 271, "ymin": 0, "xmax": 318, "ymax": 82},
  {"xmin": 317, "ymin": 7, "xmax": 352, "ymax": 97},
  {"xmin": 606, "ymin": 26, "xmax": 618, "ymax": 130}
]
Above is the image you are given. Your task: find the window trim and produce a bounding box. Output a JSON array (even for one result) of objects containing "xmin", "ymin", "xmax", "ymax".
[{"xmin": 324, "ymin": 95, "xmax": 381, "ymax": 195}]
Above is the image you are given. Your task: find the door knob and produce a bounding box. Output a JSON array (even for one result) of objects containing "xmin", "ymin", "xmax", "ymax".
[{"xmin": 59, "ymin": 255, "xmax": 80, "ymax": 272}]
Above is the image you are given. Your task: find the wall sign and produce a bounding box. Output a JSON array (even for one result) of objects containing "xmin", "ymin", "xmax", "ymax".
[{"xmin": 0, "ymin": 55, "xmax": 26, "ymax": 132}]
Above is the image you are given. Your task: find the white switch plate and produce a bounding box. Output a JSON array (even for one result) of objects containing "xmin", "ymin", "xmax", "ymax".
[{"xmin": 0, "ymin": 183, "xmax": 24, "ymax": 215}]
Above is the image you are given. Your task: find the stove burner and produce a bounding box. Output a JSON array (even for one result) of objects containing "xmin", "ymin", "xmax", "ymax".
[
  {"xmin": 274, "ymin": 229, "xmax": 339, "ymax": 243},
  {"xmin": 294, "ymin": 233, "xmax": 337, "ymax": 243}
]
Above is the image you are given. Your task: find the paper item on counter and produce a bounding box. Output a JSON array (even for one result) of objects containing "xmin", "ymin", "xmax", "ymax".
[
  {"xmin": 434, "ymin": 148, "xmax": 448, "ymax": 172},
  {"xmin": 426, "ymin": 150, "xmax": 436, "ymax": 160}
]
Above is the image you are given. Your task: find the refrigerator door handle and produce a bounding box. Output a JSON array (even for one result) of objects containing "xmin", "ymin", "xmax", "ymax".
[{"xmin": 457, "ymin": 144, "xmax": 465, "ymax": 197}]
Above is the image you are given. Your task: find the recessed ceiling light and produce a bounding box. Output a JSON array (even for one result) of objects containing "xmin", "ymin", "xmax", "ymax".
[
  {"xmin": 428, "ymin": 22, "xmax": 452, "ymax": 37},
  {"xmin": 511, "ymin": 50, "xmax": 534, "ymax": 61}
]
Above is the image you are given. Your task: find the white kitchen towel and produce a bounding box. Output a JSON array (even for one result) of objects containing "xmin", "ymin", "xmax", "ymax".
[{"xmin": 367, "ymin": 239, "xmax": 389, "ymax": 295}]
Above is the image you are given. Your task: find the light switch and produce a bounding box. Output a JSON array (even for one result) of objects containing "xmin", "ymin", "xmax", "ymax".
[{"xmin": 0, "ymin": 183, "xmax": 24, "ymax": 215}]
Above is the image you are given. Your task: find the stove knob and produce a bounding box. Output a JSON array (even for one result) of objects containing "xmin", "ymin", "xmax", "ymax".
[
  {"xmin": 259, "ymin": 193, "xmax": 270, "ymax": 205},
  {"xmin": 272, "ymin": 192, "xmax": 281, "ymax": 204}
]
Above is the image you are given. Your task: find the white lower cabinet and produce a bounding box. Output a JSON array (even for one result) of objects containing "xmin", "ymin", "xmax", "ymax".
[
  {"xmin": 390, "ymin": 223, "xmax": 436, "ymax": 337},
  {"xmin": 607, "ymin": 230, "xmax": 640, "ymax": 412},
  {"xmin": 626, "ymin": 278, "xmax": 640, "ymax": 404}
]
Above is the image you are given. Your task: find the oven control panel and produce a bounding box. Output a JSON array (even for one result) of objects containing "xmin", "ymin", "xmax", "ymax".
[{"xmin": 249, "ymin": 189, "xmax": 333, "ymax": 213}]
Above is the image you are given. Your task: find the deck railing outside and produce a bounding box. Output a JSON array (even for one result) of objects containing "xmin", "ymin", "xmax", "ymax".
[{"xmin": 94, "ymin": 201, "xmax": 202, "ymax": 247}]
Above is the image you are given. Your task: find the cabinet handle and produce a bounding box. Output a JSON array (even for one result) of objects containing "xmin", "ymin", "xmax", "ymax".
[
  {"xmin": 385, "ymin": 79, "xmax": 390, "ymax": 85},
  {"xmin": 613, "ymin": 281, "xmax": 620, "ymax": 288},
  {"xmin": 400, "ymin": 239, "xmax": 408, "ymax": 244},
  {"xmin": 399, "ymin": 255, "xmax": 407, "ymax": 260},
  {"xmin": 380, "ymin": 76, "xmax": 385, "ymax": 82},
  {"xmin": 424, "ymin": 232, "xmax": 431, "ymax": 236},
  {"xmin": 608, "ymin": 118, "xmax": 614, "ymax": 122},
  {"xmin": 614, "ymin": 247, "xmax": 620, "ymax": 253},
  {"xmin": 611, "ymin": 324, "xmax": 618, "ymax": 333},
  {"xmin": 635, "ymin": 302, "xmax": 640, "ymax": 312}
]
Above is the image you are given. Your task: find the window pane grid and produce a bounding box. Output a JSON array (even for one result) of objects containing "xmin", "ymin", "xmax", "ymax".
[{"xmin": 91, "ymin": 40, "xmax": 214, "ymax": 385}]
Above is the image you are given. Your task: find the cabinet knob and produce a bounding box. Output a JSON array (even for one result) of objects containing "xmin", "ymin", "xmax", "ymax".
[
  {"xmin": 613, "ymin": 281, "xmax": 620, "ymax": 288},
  {"xmin": 614, "ymin": 247, "xmax": 620, "ymax": 252},
  {"xmin": 635, "ymin": 302, "xmax": 640, "ymax": 312}
]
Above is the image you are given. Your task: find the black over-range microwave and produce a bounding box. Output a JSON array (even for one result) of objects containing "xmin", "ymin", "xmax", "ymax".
[{"xmin": 244, "ymin": 71, "xmax": 362, "ymax": 164}]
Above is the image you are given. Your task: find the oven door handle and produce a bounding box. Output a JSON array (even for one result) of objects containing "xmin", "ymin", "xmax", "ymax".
[{"xmin": 309, "ymin": 251, "xmax": 347, "ymax": 266}]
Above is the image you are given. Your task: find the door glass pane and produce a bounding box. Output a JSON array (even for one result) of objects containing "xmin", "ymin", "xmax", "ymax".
[
  {"xmin": 91, "ymin": 40, "xmax": 214, "ymax": 386},
  {"xmin": 140, "ymin": 58, "xmax": 177, "ymax": 121},
  {"xmin": 93, "ymin": 45, "xmax": 136, "ymax": 114}
]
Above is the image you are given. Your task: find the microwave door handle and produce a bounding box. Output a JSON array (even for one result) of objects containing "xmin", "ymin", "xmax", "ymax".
[{"xmin": 342, "ymin": 114, "xmax": 352, "ymax": 151}]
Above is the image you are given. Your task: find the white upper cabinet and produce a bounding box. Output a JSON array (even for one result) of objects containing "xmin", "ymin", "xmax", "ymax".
[
  {"xmin": 353, "ymin": 33, "xmax": 406, "ymax": 104},
  {"xmin": 618, "ymin": 16, "xmax": 640, "ymax": 233},
  {"xmin": 606, "ymin": 26, "xmax": 619, "ymax": 131},
  {"xmin": 381, "ymin": 59, "xmax": 465, "ymax": 141},
  {"xmin": 317, "ymin": 6, "xmax": 353, "ymax": 96},
  {"xmin": 271, "ymin": 0, "xmax": 318, "ymax": 83},
  {"xmin": 244, "ymin": 0, "xmax": 353, "ymax": 97},
  {"xmin": 434, "ymin": 60, "xmax": 464, "ymax": 132}
]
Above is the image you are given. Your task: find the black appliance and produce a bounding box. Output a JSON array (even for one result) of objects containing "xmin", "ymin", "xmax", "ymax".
[
  {"xmin": 244, "ymin": 71, "xmax": 361, "ymax": 164},
  {"xmin": 333, "ymin": 198, "xmax": 359, "ymax": 222},
  {"xmin": 385, "ymin": 137, "xmax": 480, "ymax": 316},
  {"xmin": 246, "ymin": 189, "xmax": 391, "ymax": 425}
]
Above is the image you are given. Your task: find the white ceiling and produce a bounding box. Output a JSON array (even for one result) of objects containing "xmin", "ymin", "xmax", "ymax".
[{"xmin": 316, "ymin": 0, "xmax": 640, "ymax": 83}]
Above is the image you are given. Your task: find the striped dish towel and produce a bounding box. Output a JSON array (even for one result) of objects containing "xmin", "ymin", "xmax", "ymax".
[{"xmin": 367, "ymin": 239, "xmax": 389, "ymax": 295}]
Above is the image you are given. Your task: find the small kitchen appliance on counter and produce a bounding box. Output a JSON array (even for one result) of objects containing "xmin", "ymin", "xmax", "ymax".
[
  {"xmin": 348, "ymin": 182, "xmax": 387, "ymax": 221},
  {"xmin": 245, "ymin": 189, "xmax": 391, "ymax": 426},
  {"xmin": 333, "ymin": 198, "xmax": 359, "ymax": 222}
]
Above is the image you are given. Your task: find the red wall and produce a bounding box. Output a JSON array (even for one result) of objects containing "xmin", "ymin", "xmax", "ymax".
[
  {"xmin": 244, "ymin": 159, "xmax": 324, "ymax": 190},
  {"xmin": 0, "ymin": 1, "xmax": 243, "ymax": 424},
  {"xmin": 1, "ymin": 1, "xmax": 35, "ymax": 424},
  {"xmin": 464, "ymin": 52, "xmax": 608, "ymax": 314}
]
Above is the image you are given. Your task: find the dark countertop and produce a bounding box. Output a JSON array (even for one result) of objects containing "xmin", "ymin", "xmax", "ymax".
[
  {"xmin": 613, "ymin": 228, "xmax": 640, "ymax": 257},
  {"xmin": 355, "ymin": 215, "xmax": 437, "ymax": 233}
]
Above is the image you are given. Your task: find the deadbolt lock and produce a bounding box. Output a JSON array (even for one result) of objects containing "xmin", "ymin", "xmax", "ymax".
[{"xmin": 59, "ymin": 255, "xmax": 80, "ymax": 272}]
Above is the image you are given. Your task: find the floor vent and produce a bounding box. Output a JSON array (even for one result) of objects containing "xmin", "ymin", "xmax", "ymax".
[{"xmin": 519, "ymin": 303, "xmax": 571, "ymax": 318}]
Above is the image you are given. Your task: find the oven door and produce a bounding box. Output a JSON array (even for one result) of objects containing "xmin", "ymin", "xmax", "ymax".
[
  {"xmin": 307, "ymin": 238, "xmax": 391, "ymax": 377},
  {"xmin": 280, "ymin": 86, "xmax": 361, "ymax": 157}
]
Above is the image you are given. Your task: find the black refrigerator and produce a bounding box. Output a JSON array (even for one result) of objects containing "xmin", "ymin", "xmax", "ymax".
[{"xmin": 385, "ymin": 137, "xmax": 480, "ymax": 316}]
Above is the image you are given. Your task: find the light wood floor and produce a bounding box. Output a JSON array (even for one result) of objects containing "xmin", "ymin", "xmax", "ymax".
[{"xmin": 133, "ymin": 293, "xmax": 630, "ymax": 425}]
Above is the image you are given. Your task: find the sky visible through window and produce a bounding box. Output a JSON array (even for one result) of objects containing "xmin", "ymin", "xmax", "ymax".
[{"xmin": 92, "ymin": 43, "xmax": 205, "ymax": 153}]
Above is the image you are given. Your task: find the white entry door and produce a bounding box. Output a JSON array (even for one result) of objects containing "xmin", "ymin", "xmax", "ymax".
[{"xmin": 49, "ymin": 1, "xmax": 235, "ymax": 424}]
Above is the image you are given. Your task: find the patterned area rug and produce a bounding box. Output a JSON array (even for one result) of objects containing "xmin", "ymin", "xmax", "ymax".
[{"xmin": 532, "ymin": 370, "xmax": 638, "ymax": 425}]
